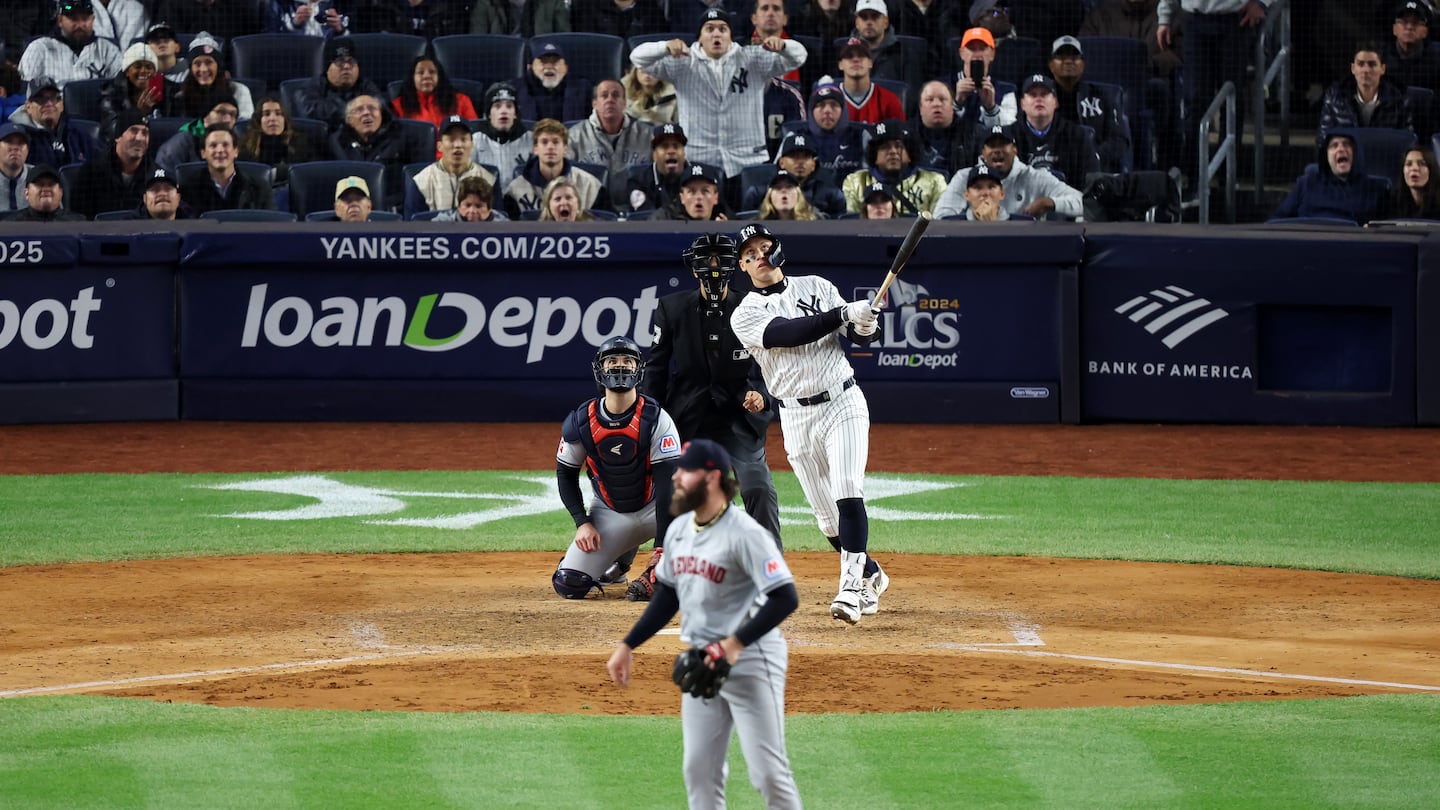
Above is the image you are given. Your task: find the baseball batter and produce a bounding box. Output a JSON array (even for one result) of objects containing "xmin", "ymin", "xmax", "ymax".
[
  {"xmin": 608, "ymin": 439, "xmax": 802, "ymax": 809},
  {"xmin": 729, "ymin": 223, "xmax": 890, "ymax": 624},
  {"xmin": 552, "ymin": 336, "xmax": 683, "ymax": 599}
]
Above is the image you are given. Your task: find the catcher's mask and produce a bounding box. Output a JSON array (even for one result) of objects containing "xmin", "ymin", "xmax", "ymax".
[
  {"xmin": 592, "ymin": 335, "xmax": 644, "ymax": 392},
  {"xmin": 736, "ymin": 223, "xmax": 785, "ymax": 269},
  {"xmin": 682, "ymin": 232, "xmax": 738, "ymax": 304}
]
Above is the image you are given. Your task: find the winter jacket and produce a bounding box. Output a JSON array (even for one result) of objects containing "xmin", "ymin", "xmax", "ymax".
[
  {"xmin": 328, "ymin": 119, "xmax": 435, "ymax": 209},
  {"xmin": 567, "ymin": 112, "xmax": 655, "ymax": 206},
  {"xmin": 841, "ymin": 164, "xmax": 948, "ymax": 215},
  {"xmin": 2, "ymin": 205, "xmax": 85, "ymax": 222},
  {"xmin": 571, "ymin": 0, "xmax": 667, "ymax": 39},
  {"xmin": 175, "ymin": 80, "xmax": 255, "ymax": 122},
  {"xmin": 17, "ymin": 29, "xmax": 121, "ymax": 87},
  {"xmin": 796, "ymin": 94, "xmax": 867, "ymax": 176},
  {"xmin": 179, "ymin": 168, "xmax": 276, "ymax": 215},
  {"xmin": 69, "ymin": 148, "xmax": 156, "ymax": 220},
  {"xmin": 742, "ymin": 168, "xmax": 847, "ymax": 217},
  {"xmin": 404, "ymin": 161, "xmax": 499, "ymax": 220},
  {"xmin": 156, "ymin": 119, "xmax": 209, "ymax": 176},
  {"xmin": 935, "ymin": 158, "xmax": 1085, "ymax": 219},
  {"xmin": 1318, "ymin": 76, "xmax": 1414, "ymax": 147},
  {"xmin": 912, "ymin": 115, "xmax": 990, "ymax": 176},
  {"xmin": 1383, "ymin": 39, "xmax": 1440, "ymax": 93},
  {"xmin": 7, "ymin": 109, "xmax": 102, "ymax": 168},
  {"xmin": 268, "ymin": 1, "xmax": 353, "ymax": 38},
  {"xmin": 99, "ymin": 75, "xmax": 183, "ymax": 140},
  {"xmin": 293, "ymin": 75, "xmax": 388, "ymax": 132},
  {"xmin": 1272, "ymin": 140, "xmax": 1390, "ymax": 224},
  {"xmin": 1054, "ymin": 79, "xmax": 1133, "ymax": 173},
  {"xmin": 622, "ymin": 160, "xmax": 724, "ymax": 213},
  {"xmin": 1009, "ymin": 116, "xmax": 1102, "ymax": 187},
  {"xmin": 503, "ymin": 156, "xmax": 607, "ymax": 219},
  {"xmin": 471, "ymin": 121, "xmax": 532, "ymax": 183},
  {"xmin": 516, "ymin": 73, "xmax": 593, "ymax": 125},
  {"xmin": 390, "ymin": 92, "xmax": 479, "ymax": 134},
  {"xmin": 238, "ymin": 131, "xmax": 323, "ymax": 187}
]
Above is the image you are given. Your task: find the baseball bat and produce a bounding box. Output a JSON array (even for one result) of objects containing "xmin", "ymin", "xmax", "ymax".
[{"xmin": 871, "ymin": 211, "xmax": 931, "ymax": 308}]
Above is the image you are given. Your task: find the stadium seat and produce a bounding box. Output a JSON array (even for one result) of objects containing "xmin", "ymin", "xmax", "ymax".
[
  {"xmin": 279, "ymin": 78, "xmax": 309, "ymax": 119},
  {"xmin": 199, "ymin": 209, "xmax": 300, "ymax": 222},
  {"xmin": 347, "ymin": 33, "xmax": 428, "ymax": 89},
  {"xmin": 1406, "ymin": 85, "xmax": 1435, "ymax": 141},
  {"xmin": 1265, "ymin": 216, "xmax": 1362, "ymax": 226},
  {"xmin": 432, "ymin": 35, "xmax": 526, "ymax": 88},
  {"xmin": 529, "ymin": 33, "xmax": 626, "ymax": 84},
  {"xmin": 571, "ymin": 160, "xmax": 609, "ymax": 191},
  {"xmin": 873, "ymin": 78, "xmax": 910, "ymax": 117},
  {"xmin": 70, "ymin": 117, "xmax": 101, "ymax": 145},
  {"xmin": 288, "ymin": 117, "xmax": 330, "ymax": 150},
  {"xmin": 1332, "ymin": 127, "xmax": 1417, "ymax": 187},
  {"xmin": 287, "ymin": 161, "xmax": 386, "ymax": 216},
  {"xmin": 392, "ymin": 118, "xmax": 437, "ymax": 150},
  {"xmin": 62, "ymin": 78, "xmax": 108, "ymax": 123},
  {"xmin": 304, "ymin": 210, "xmax": 405, "ymax": 221},
  {"xmin": 231, "ymin": 77, "xmax": 267, "ymax": 109},
  {"xmin": 92, "ymin": 209, "xmax": 136, "ymax": 221},
  {"xmin": 231, "ymin": 34, "xmax": 326, "ymax": 93},
  {"xmin": 58, "ymin": 163, "xmax": 83, "ymax": 202},
  {"xmin": 409, "ymin": 209, "xmax": 446, "ymax": 220},
  {"xmin": 622, "ymin": 208, "xmax": 654, "ymax": 221}
]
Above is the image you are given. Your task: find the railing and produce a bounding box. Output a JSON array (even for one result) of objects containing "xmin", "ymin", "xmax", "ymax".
[
  {"xmin": 1198, "ymin": 81, "xmax": 1237, "ymax": 225},
  {"xmin": 1253, "ymin": 0, "xmax": 1292, "ymax": 202}
]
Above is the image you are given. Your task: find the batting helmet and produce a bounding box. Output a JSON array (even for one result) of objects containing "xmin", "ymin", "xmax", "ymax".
[
  {"xmin": 592, "ymin": 335, "xmax": 644, "ymax": 392},
  {"xmin": 735, "ymin": 223, "xmax": 785, "ymax": 269},
  {"xmin": 553, "ymin": 567, "xmax": 599, "ymax": 599},
  {"xmin": 682, "ymin": 233, "xmax": 738, "ymax": 304}
]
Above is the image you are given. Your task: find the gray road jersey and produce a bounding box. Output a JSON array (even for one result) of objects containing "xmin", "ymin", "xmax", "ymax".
[{"xmin": 657, "ymin": 504, "xmax": 794, "ymax": 646}]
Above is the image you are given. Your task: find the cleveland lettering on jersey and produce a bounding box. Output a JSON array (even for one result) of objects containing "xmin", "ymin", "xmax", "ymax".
[{"xmin": 672, "ymin": 554, "xmax": 728, "ymax": 583}]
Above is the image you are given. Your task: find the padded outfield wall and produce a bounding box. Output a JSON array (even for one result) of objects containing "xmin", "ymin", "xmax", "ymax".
[{"xmin": 1, "ymin": 220, "xmax": 1436, "ymax": 426}]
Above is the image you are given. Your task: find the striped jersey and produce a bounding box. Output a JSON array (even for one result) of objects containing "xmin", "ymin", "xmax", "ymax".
[{"xmin": 730, "ymin": 275, "xmax": 855, "ymax": 400}]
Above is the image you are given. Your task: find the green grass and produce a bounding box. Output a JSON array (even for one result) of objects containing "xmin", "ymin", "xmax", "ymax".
[{"xmin": 3, "ymin": 469, "xmax": 1439, "ymax": 807}]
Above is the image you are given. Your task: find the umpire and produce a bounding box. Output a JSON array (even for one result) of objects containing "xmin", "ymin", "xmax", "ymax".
[{"xmin": 643, "ymin": 233, "xmax": 782, "ymax": 544}]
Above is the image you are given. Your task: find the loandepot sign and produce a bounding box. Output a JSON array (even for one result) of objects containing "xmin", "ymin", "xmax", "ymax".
[{"xmin": 200, "ymin": 474, "xmax": 998, "ymax": 528}]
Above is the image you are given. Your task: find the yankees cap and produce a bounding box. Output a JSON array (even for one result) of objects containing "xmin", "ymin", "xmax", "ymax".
[
  {"xmin": 967, "ymin": 165, "xmax": 1002, "ymax": 188},
  {"xmin": 778, "ymin": 132, "xmax": 814, "ymax": 158},
  {"xmin": 145, "ymin": 168, "xmax": 177, "ymax": 189},
  {"xmin": 441, "ymin": 114, "xmax": 471, "ymax": 136},
  {"xmin": 652, "ymin": 122, "xmax": 687, "ymax": 146},
  {"xmin": 1022, "ymin": 73, "xmax": 1057, "ymax": 95},
  {"xmin": 984, "ymin": 125, "xmax": 1015, "ymax": 145},
  {"xmin": 682, "ymin": 163, "xmax": 720, "ymax": 186}
]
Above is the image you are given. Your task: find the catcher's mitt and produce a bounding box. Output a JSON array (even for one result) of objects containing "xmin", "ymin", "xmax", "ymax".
[
  {"xmin": 672, "ymin": 642, "xmax": 731, "ymax": 699},
  {"xmin": 625, "ymin": 548, "xmax": 663, "ymax": 602}
]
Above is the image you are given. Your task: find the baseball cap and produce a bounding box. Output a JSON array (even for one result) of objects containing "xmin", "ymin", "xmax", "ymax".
[
  {"xmin": 335, "ymin": 176, "xmax": 371, "ymax": 200},
  {"xmin": 145, "ymin": 167, "xmax": 177, "ymax": 189},
  {"xmin": 146, "ymin": 21, "xmax": 177, "ymax": 41},
  {"xmin": 0, "ymin": 123, "xmax": 26, "ymax": 142},
  {"xmin": 1052, "ymin": 35, "xmax": 1083, "ymax": 57},
  {"xmin": 123, "ymin": 42, "xmax": 159, "ymax": 71},
  {"xmin": 967, "ymin": 164, "xmax": 1002, "ymax": 188},
  {"xmin": 674, "ymin": 439, "xmax": 733, "ymax": 474},
  {"xmin": 810, "ymin": 83, "xmax": 843, "ymax": 108},
  {"xmin": 440, "ymin": 114, "xmax": 471, "ymax": 136},
  {"xmin": 1022, "ymin": 73, "xmax": 1057, "ymax": 94},
  {"xmin": 681, "ymin": 163, "xmax": 720, "ymax": 187},
  {"xmin": 862, "ymin": 181, "xmax": 894, "ymax": 203},
  {"xmin": 652, "ymin": 122, "xmax": 687, "ymax": 146},
  {"xmin": 1397, "ymin": 0, "xmax": 1432, "ymax": 24},
  {"xmin": 768, "ymin": 168, "xmax": 800, "ymax": 188},
  {"xmin": 27, "ymin": 76, "xmax": 60, "ymax": 101},
  {"xmin": 855, "ymin": 0, "xmax": 888, "ymax": 16},
  {"xmin": 325, "ymin": 37, "xmax": 358, "ymax": 65},
  {"xmin": 839, "ymin": 37, "xmax": 872, "ymax": 60},
  {"xmin": 533, "ymin": 42, "xmax": 566, "ymax": 60},
  {"xmin": 871, "ymin": 118, "xmax": 909, "ymax": 144},
  {"xmin": 27, "ymin": 163, "xmax": 61, "ymax": 185},
  {"xmin": 698, "ymin": 7, "xmax": 731, "ymax": 37},
  {"xmin": 961, "ymin": 26, "xmax": 996, "ymax": 50},
  {"xmin": 113, "ymin": 109, "xmax": 150, "ymax": 135},
  {"xmin": 58, "ymin": 0, "xmax": 95, "ymax": 17},
  {"xmin": 777, "ymin": 132, "xmax": 815, "ymax": 158},
  {"xmin": 983, "ymin": 124, "xmax": 1014, "ymax": 145}
]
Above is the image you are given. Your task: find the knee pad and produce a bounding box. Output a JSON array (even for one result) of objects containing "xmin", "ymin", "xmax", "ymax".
[{"xmin": 552, "ymin": 567, "xmax": 599, "ymax": 599}]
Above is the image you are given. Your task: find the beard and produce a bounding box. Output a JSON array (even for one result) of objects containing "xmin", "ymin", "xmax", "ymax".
[{"xmin": 669, "ymin": 483, "xmax": 707, "ymax": 517}]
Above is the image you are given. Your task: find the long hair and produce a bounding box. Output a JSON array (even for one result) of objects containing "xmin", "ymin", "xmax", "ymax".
[
  {"xmin": 239, "ymin": 95, "xmax": 293, "ymax": 155},
  {"xmin": 1394, "ymin": 147, "xmax": 1440, "ymax": 218},
  {"xmin": 538, "ymin": 176, "xmax": 596, "ymax": 222},
  {"xmin": 758, "ymin": 183, "xmax": 819, "ymax": 220},
  {"xmin": 396, "ymin": 56, "xmax": 460, "ymax": 117}
]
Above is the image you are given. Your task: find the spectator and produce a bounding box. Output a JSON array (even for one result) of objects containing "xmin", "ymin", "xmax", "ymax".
[
  {"xmin": 471, "ymin": 81, "xmax": 532, "ymax": 181},
  {"xmin": 621, "ymin": 67, "xmax": 676, "ymax": 125},
  {"xmin": 2, "ymin": 163, "xmax": 85, "ymax": 220},
  {"xmin": 791, "ymin": 0, "xmax": 855, "ymax": 90},
  {"xmin": 859, "ymin": 179, "xmax": 897, "ymax": 217},
  {"xmin": 391, "ymin": 55, "xmax": 478, "ymax": 142},
  {"xmin": 466, "ymin": 0, "xmax": 513, "ymax": 34},
  {"xmin": 1384, "ymin": 2, "xmax": 1440, "ymax": 91},
  {"xmin": 155, "ymin": 93, "xmax": 239, "ymax": 174},
  {"xmin": 175, "ymin": 41, "xmax": 254, "ymax": 121},
  {"xmin": 144, "ymin": 22, "xmax": 188, "ymax": 82},
  {"xmin": 18, "ymin": 0, "xmax": 122, "ymax": 87},
  {"xmin": 954, "ymin": 26, "xmax": 1017, "ymax": 128},
  {"xmin": 968, "ymin": 0, "xmax": 1017, "ymax": 41},
  {"xmin": 1011, "ymin": 73, "xmax": 1101, "ymax": 185},
  {"xmin": 433, "ymin": 174, "xmax": 509, "ymax": 221},
  {"xmin": 743, "ymin": 131, "xmax": 847, "ymax": 216},
  {"xmin": 668, "ymin": 0, "xmax": 733, "ymax": 40},
  {"xmin": 1046, "ymin": 36, "xmax": 1133, "ymax": 173},
  {"xmin": 568, "ymin": 78, "xmax": 653, "ymax": 208},
  {"xmin": 794, "ymin": 82, "xmax": 867, "ymax": 175},
  {"xmin": 154, "ymin": 0, "xmax": 262, "ymax": 45},
  {"xmin": 538, "ymin": 175, "xmax": 596, "ymax": 221},
  {"xmin": 747, "ymin": 0, "xmax": 801, "ymax": 83},
  {"xmin": 503, "ymin": 117, "xmax": 607, "ymax": 217},
  {"xmin": 99, "ymin": 43, "xmax": 181, "ymax": 139},
  {"xmin": 269, "ymin": 1, "xmax": 352, "ymax": 38},
  {"xmin": 1, "ymin": 5, "xmax": 53, "ymax": 69},
  {"xmin": 1080, "ymin": 0, "xmax": 1184, "ymax": 79},
  {"xmin": 180, "ymin": 125, "xmax": 275, "ymax": 213},
  {"xmin": 238, "ymin": 95, "xmax": 322, "ymax": 187},
  {"xmin": 293, "ymin": 37, "xmax": 386, "ymax": 132},
  {"xmin": 71, "ymin": 109, "xmax": 154, "ymax": 218},
  {"xmin": 757, "ymin": 168, "xmax": 821, "ymax": 220},
  {"xmin": 329, "ymin": 94, "xmax": 433, "ymax": 210},
  {"xmin": 364, "ymin": 0, "xmax": 469, "ymax": 38},
  {"xmin": 840, "ymin": 118, "xmax": 947, "ymax": 214},
  {"xmin": 849, "ymin": 0, "xmax": 923, "ymax": 101},
  {"xmin": 621, "ymin": 121, "xmax": 722, "ymax": 213},
  {"xmin": 515, "ymin": 42, "xmax": 592, "ymax": 124},
  {"xmin": 652, "ymin": 162, "xmax": 731, "ymax": 220},
  {"xmin": 572, "ymin": 0, "xmax": 667, "ymax": 40},
  {"xmin": 835, "ymin": 37, "xmax": 904, "ymax": 124},
  {"xmin": 126, "ymin": 167, "xmax": 194, "ymax": 220},
  {"xmin": 1002, "ymin": 0, "xmax": 1085, "ymax": 51},
  {"xmin": 333, "ymin": 175, "xmax": 374, "ymax": 221},
  {"xmin": 1390, "ymin": 145, "xmax": 1440, "ymax": 219},
  {"xmin": 630, "ymin": 8, "xmax": 807, "ymax": 194},
  {"xmin": 912, "ymin": 78, "xmax": 986, "ymax": 175},
  {"xmin": 762, "ymin": 74, "xmax": 806, "ymax": 160},
  {"xmin": 934, "ymin": 125, "xmax": 1084, "ymax": 218},
  {"xmin": 521, "ymin": 0, "xmax": 571, "ymax": 37},
  {"xmin": 1271, "ymin": 131, "xmax": 1389, "ymax": 224},
  {"xmin": 10, "ymin": 76, "xmax": 102, "ymax": 167},
  {"xmin": 957, "ymin": 162, "xmax": 1032, "ymax": 220},
  {"xmin": 1318, "ymin": 42, "xmax": 1414, "ymax": 147},
  {"xmin": 0, "ymin": 123, "xmax": 32, "ymax": 213},
  {"xmin": 91, "ymin": 0, "xmax": 150, "ymax": 55},
  {"xmin": 0, "ymin": 66, "xmax": 23, "ymax": 122},
  {"xmin": 404, "ymin": 114, "xmax": 498, "ymax": 218}
]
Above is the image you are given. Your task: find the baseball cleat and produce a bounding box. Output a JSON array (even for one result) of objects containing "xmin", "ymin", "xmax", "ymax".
[
  {"xmin": 860, "ymin": 566, "xmax": 889, "ymax": 616},
  {"xmin": 829, "ymin": 590, "xmax": 862, "ymax": 625}
]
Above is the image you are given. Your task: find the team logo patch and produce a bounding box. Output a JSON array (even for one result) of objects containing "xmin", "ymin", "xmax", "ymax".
[
  {"xmin": 732, "ymin": 348, "xmax": 750, "ymax": 360},
  {"xmin": 556, "ymin": 439, "xmax": 566, "ymax": 457},
  {"xmin": 660, "ymin": 434, "xmax": 679, "ymax": 453},
  {"xmin": 764, "ymin": 557, "xmax": 788, "ymax": 580}
]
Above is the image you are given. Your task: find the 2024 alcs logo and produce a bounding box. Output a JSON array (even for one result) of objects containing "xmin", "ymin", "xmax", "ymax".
[{"xmin": 854, "ymin": 278, "xmax": 959, "ymax": 368}]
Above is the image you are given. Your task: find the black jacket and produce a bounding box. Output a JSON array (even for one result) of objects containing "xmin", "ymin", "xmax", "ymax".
[
  {"xmin": 293, "ymin": 75, "xmax": 388, "ymax": 132},
  {"xmin": 70, "ymin": 148, "xmax": 157, "ymax": 220},
  {"xmin": 3, "ymin": 206, "xmax": 86, "ymax": 222},
  {"xmin": 99, "ymin": 75, "xmax": 182, "ymax": 140},
  {"xmin": 1010, "ymin": 116, "xmax": 1101, "ymax": 187},
  {"xmin": 515, "ymin": 73, "xmax": 592, "ymax": 124},
  {"xmin": 179, "ymin": 168, "xmax": 276, "ymax": 215},
  {"xmin": 623, "ymin": 160, "xmax": 723, "ymax": 213},
  {"xmin": 1054, "ymin": 79, "xmax": 1133, "ymax": 173},
  {"xmin": 1318, "ymin": 76, "xmax": 1414, "ymax": 147},
  {"xmin": 641, "ymin": 288, "xmax": 771, "ymax": 443},
  {"xmin": 328, "ymin": 120, "xmax": 434, "ymax": 209},
  {"xmin": 570, "ymin": 0, "xmax": 666, "ymax": 39}
]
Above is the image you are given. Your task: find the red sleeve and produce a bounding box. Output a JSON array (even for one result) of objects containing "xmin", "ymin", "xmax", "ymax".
[
  {"xmin": 390, "ymin": 97, "xmax": 405, "ymax": 117},
  {"xmin": 458, "ymin": 94, "xmax": 478, "ymax": 120}
]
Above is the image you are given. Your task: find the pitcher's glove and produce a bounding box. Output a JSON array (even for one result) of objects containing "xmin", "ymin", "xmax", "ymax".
[
  {"xmin": 672, "ymin": 642, "xmax": 731, "ymax": 699},
  {"xmin": 625, "ymin": 548, "xmax": 663, "ymax": 602}
]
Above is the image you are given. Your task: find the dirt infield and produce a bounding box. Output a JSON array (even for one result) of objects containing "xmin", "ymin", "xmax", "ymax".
[{"xmin": 3, "ymin": 423, "xmax": 1439, "ymax": 714}]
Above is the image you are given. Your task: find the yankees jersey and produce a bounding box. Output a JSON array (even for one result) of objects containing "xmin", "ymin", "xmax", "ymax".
[
  {"xmin": 731, "ymin": 275, "xmax": 856, "ymax": 400},
  {"xmin": 558, "ymin": 397, "xmax": 682, "ymax": 513},
  {"xmin": 657, "ymin": 503, "xmax": 793, "ymax": 646}
]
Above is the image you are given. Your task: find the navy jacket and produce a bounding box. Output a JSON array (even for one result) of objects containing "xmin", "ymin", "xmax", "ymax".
[{"xmin": 1273, "ymin": 142, "xmax": 1390, "ymax": 224}]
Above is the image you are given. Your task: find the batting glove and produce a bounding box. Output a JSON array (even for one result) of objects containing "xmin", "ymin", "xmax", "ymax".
[
  {"xmin": 854, "ymin": 320, "xmax": 878, "ymax": 337},
  {"xmin": 843, "ymin": 300, "xmax": 879, "ymax": 326}
]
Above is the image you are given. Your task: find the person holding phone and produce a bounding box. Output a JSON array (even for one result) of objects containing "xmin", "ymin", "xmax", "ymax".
[
  {"xmin": 99, "ymin": 42, "xmax": 180, "ymax": 140},
  {"xmin": 270, "ymin": 1, "xmax": 351, "ymax": 39},
  {"xmin": 953, "ymin": 26, "xmax": 1016, "ymax": 129}
]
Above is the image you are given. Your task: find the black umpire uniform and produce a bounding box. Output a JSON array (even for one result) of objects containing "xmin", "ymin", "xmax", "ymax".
[{"xmin": 642, "ymin": 236, "xmax": 782, "ymax": 545}]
